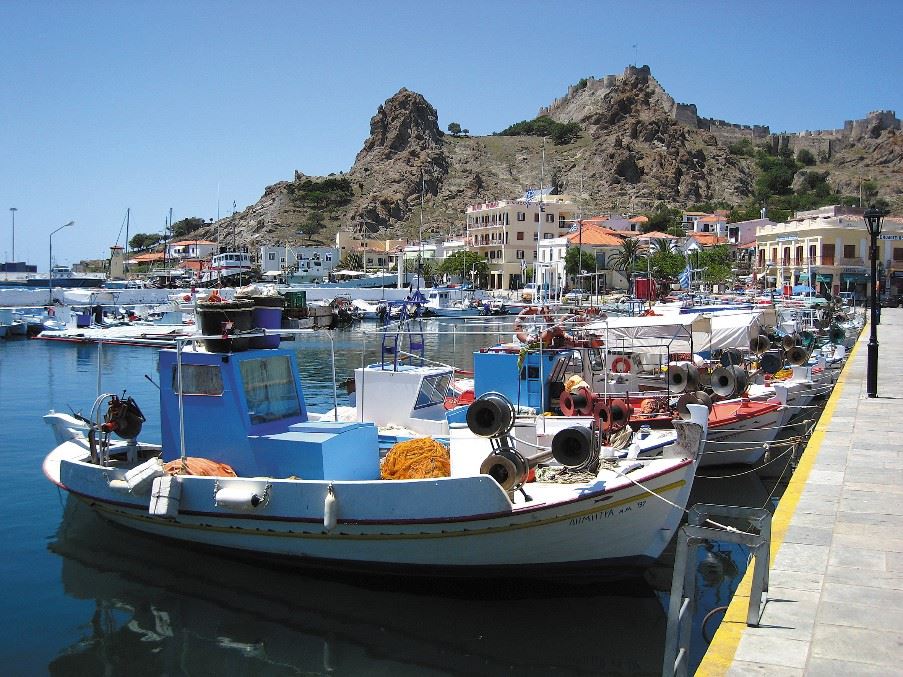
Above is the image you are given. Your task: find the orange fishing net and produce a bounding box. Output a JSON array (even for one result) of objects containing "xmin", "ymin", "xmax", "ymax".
[
  {"xmin": 164, "ymin": 457, "xmax": 238, "ymax": 477},
  {"xmin": 380, "ymin": 438, "xmax": 450, "ymax": 480}
]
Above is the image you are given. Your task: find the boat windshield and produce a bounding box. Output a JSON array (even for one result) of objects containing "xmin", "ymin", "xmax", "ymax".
[
  {"xmin": 239, "ymin": 356, "xmax": 301, "ymax": 424},
  {"xmin": 414, "ymin": 372, "xmax": 452, "ymax": 410}
]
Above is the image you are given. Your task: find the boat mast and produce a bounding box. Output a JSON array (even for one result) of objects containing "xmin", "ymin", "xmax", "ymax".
[
  {"xmin": 124, "ymin": 208, "xmax": 130, "ymax": 274},
  {"xmin": 418, "ymin": 170, "xmax": 424, "ymax": 292}
]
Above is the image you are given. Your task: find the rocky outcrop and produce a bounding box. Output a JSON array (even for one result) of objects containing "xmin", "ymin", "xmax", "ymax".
[{"xmin": 198, "ymin": 68, "xmax": 899, "ymax": 250}]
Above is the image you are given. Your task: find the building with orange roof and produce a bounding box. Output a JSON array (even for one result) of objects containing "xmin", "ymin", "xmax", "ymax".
[{"xmin": 166, "ymin": 239, "xmax": 219, "ymax": 260}]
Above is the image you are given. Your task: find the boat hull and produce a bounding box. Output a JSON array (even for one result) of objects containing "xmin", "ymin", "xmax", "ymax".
[{"xmin": 47, "ymin": 442, "xmax": 696, "ymax": 576}]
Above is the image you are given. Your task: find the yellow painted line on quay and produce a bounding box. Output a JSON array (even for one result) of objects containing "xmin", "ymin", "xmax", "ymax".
[{"xmin": 696, "ymin": 336, "xmax": 861, "ymax": 676}]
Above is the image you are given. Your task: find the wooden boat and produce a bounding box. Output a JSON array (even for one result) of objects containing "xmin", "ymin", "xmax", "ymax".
[{"xmin": 42, "ymin": 334, "xmax": 708, "ymax": 578}]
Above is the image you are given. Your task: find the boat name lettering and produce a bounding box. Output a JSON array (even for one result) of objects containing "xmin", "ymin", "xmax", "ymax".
[{"xmin": 569, "ymin": 500, "xmax": 646, "ymax": 526}]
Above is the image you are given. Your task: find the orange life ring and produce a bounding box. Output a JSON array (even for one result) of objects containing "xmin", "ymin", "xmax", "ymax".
[{"xmin": 611, "ymin": 356, "xmax": 632, "ymax": 374}]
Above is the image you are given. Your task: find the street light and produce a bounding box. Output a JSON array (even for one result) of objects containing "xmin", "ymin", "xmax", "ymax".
[
  {"xmin": 9, "ymin": 207, "xmax": 17, "ymax": 264},
  {"xmin": 48, "ymin": 221, "xmax": 75, "ymax": 304},
  {"xmin": 864, "ymin": 205, "xmax": 888, "ymax": 398}
]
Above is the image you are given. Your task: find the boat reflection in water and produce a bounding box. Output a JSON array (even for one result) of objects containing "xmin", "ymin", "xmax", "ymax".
[{"xmin": 49, "ymin": 497, "xmax": 669, "ymax": 676}]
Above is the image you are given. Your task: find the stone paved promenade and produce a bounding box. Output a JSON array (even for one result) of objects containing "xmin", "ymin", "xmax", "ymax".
[{"xmin": 698, "ymin": 307, "xmax": 903, "ymax": 676}]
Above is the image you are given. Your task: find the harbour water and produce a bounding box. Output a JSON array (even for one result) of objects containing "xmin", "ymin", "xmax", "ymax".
[{"xmin": 0, "ymin": 320, "xmax": 811, "ymax": 675}]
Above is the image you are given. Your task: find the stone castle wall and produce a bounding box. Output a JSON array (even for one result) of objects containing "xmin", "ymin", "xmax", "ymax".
[{"xmin": 539, "ymin": 66, "xmax": 899, "ymax": 161}]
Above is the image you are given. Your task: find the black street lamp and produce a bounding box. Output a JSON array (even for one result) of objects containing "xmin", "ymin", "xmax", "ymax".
[{"xmin": 864, "ymin": 205, "xmax": 889, "ymax": 398}]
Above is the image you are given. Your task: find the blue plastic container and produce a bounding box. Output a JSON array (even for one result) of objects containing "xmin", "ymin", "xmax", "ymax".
[{"xmin": 250, "ymin": 296, "xmax": 284, "ymax": 349}]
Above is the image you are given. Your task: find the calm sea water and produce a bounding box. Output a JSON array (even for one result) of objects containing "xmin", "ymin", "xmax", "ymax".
[{"xmin": 0, "ymin": 319, "xmax": 804, "ymax": 675}]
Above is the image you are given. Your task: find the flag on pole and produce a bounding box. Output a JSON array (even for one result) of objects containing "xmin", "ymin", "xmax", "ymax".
[{"xmin": 678, "ymin": 262, "xmax": 692, "ymax": 289}]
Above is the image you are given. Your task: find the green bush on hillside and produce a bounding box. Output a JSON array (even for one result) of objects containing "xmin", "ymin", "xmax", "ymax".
[{"xmin": 495, "ymin": 116, "xmax": 581, "ymax": 145}]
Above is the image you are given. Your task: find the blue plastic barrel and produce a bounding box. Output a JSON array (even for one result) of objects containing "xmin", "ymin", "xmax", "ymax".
[{"xmin": 249, "ymin": 296, "xmax": 284, "ymax": 348}]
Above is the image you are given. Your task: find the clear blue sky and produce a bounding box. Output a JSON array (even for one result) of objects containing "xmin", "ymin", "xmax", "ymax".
[{"xmin": 2, "ymin": 0, "xmax": 900, "ymax": 269}]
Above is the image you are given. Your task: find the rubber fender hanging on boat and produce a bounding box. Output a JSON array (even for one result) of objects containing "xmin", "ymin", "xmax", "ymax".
[
  {"xmin": 215, "ymin": 485, "xmax": 266, "ymax": 509},
  {"xmin": 324, "ymin": 483, "xmax": 337, "ymax": 531}
]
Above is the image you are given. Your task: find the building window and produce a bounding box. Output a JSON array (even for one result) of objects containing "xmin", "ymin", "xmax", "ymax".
[
  {"xmin": 268, "ymin": 253, "xmax": 276, "ymax": 261},
  {"xmin": 843, "ymin": 244, "xmax": 856, "ymax": 259},
  {"xmin": 533, "ymin": 233, "xmax": 538, "ymax": 241},
  {"xmin": 517, "ymin": 231, "xmax": 524, "ymax": 240},
  {"xmin": 894, "ymin": 247, "xmax": 903, "ymax": 262},
  {"xmin": 532, "ymin": 251, "xmax": 537, "ymax": 260},
  {"xmin": 325, "ymin": 254, "xmax": 332, "ymax": 262},
  {"xmin": 534, "ymin": 213, "xmax": 540, "ymax": 223},
  {"xmin": 546, "ymin": 213, "xmax": 554, "ymax": 223},
  {"xmin": 517, "ymin": 212, "xmax": 525, "ymax": 221},
  {"xmin": 544, "ymin": 233, "xmax": 553, "ymax": 239},
  {"xmin": 516, "ymin": 250, "xmax": 525, "ymax": 259}
]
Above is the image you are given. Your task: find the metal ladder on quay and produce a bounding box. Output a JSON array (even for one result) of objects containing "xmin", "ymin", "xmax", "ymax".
[
  {"xmin": 663, "ymin": 503, "xmax": 772, "ymax": 677},
  {"xmin": 380, "ymin": 301, "xmax": 425, "ymax": 370}
]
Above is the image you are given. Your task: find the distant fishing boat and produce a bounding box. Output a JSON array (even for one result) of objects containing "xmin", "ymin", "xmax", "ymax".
[{"xmin": 5, "ymin": 265, "xmax": 107, "ymax": 288}]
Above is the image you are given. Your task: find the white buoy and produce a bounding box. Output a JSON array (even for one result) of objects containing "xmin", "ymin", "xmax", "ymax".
[{"xmin": 324, "ymin": 483, "xmax": 337, "ymax": 531}]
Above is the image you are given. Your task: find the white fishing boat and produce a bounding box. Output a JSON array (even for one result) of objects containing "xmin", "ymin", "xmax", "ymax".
[{"xmin": 42, "ymin": 332, "xmax": 708, "ymax": 577}]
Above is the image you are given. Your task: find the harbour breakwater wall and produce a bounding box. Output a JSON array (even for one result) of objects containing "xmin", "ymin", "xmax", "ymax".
[{"xmin": 0, "ymin": 286, "xmax": 417, "ymax": 308}]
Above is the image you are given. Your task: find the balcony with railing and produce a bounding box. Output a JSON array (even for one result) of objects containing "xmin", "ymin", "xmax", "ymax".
[{"xmin": 839, "ymin": 257, "xmax": 865, "ymax": 267}]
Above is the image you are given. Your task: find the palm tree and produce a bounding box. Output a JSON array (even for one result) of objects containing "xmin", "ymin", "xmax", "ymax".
[{"xmin": 609, "ymin": 238, "xmax": 645, "ymax": 294}]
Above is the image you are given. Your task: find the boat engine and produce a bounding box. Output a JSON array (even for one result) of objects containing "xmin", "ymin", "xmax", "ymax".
[{"xmin": 102, "ymin": 394, "xmax": 145, "ymax": 440}]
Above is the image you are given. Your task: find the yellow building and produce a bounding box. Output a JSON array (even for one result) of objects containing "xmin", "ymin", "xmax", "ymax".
[
  {"xmin": 465, "ymin": 193, "xmax": 578, "ymax": 290},
  {"xmin": 755, "ymin": 206, "xmax": 903, "ymax": 299}
]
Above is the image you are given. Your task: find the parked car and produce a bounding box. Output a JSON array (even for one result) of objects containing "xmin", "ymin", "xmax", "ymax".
[{"xmin": 564, "ymin": 288, "xmax": 590, "ymax": 302}]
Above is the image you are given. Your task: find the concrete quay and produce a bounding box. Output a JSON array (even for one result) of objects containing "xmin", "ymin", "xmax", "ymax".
[{"xmin": 698, "ymin": 307, "xmax": 903, "ymax": 676}]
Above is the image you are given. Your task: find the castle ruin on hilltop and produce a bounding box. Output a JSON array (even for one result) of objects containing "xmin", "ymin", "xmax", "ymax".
[{"xmin": 539, "ymin": 65, "xmax": 900, "ymax": 160}]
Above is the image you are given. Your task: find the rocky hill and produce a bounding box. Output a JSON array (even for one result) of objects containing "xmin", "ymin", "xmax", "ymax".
[{"xmin": 199, "ymin": 66, "xmax": 901, "ymax": 250}]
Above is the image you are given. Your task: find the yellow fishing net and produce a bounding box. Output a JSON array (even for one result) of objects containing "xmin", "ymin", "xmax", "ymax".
[{"xmin": 381, "ymin": 438, "xmax": 451, "ymax": 480}]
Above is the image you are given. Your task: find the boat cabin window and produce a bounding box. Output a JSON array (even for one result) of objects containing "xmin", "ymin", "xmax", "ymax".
[
  {"xmin": 172, "ymin": 364, "xmax": 224, "ymax": 396},
  {"xmin": 239, "ymin": 356, "xmax": 301, "ymax": 424},
  {"xmin": 588, "ymin": 348, "xmax": 605, "ymax": 372},
  {"xmin": 414, "ymin": 372, "xmax": 452, "ymax": 410}
]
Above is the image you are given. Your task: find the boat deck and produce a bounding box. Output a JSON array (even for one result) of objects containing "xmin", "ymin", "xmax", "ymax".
[{"xmin": 698, "ymin": 307, "xmax": 903, "ymax": 676}]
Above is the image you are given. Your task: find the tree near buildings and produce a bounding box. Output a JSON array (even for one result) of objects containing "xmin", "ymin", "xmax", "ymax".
[
  {"xmin": 564, "ymin": 246, "xmax": 597, "ymax": 282},
  {"xmin": 609, "ymin": 238, "xmax": 645, "ymax": 293},
  {"xmin": 338, "ymin": 251, "xmax": 363, "ymax": 271},
  {"xmin": 437, "ymin": 250, "xmax": 489, "ymax": 283},
  {"xmin": 298, "ymin": 211, "xmax": 325, "ymax": 244},
  {"xmin": 128, "ymin": 232, "xmax": 163, "ymax": 251}
]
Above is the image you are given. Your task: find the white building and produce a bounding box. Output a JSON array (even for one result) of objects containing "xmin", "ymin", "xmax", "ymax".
[
  {"xmin": 166, "ymin": 240, "xmax": 218, "ymax": 260},
  {"xmin": 259, "ymin": 245, "xmax": 339, "ymax": 282},
  {"xmin": 466, "ymin": 193, "xmax": 578, "ymax": 290}
]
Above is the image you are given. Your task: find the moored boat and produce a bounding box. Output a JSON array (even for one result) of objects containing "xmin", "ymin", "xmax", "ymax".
[{"xmin": 42, "ymin": 331, "xmax": 708, "ymax": 578}]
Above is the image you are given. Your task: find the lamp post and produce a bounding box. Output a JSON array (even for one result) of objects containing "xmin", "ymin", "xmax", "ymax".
[
  {"xmin": 48, "ymin": 221, "xmax": 75, "ymax": 304},
  {"xmin": 864, "ymin": 206, "xmax": 888, "ymax": 398},
  {"xmin": 9, "ymin": 207, "xmax": 17, "ymax": 264}
]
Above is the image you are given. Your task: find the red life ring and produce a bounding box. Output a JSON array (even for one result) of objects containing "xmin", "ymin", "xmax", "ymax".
[
  {"xmin": 513, "ymin": 306, "xmax": 552, "ymax": 343},
  {"xmin": 611, "ymin": 356, "xmax": 632, "ymax": 374}
]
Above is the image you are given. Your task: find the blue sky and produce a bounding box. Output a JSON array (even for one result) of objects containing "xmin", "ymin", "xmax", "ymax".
[{"xmin": 2, "ymin": 0, "xmax": 901, "ymax": 268}]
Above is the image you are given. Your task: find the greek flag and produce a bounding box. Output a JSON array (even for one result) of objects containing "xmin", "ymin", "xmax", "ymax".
[
  {"xmin": 678, "ymin": 263, "xmax": 692, "ymax": 289},
  {"xmin": 524, "ymin": 188, "xmax": 537, "ymax": 201}
]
